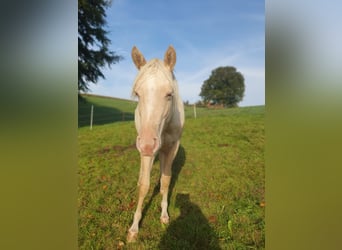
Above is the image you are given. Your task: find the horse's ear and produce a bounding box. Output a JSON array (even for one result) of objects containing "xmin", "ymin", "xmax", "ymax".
[
  {"xmin": 164, "ymin": 45, "xmax": 176, "ymax": 71},
  {"xmin": 132, "ymin": 46, "xmax": 146, "ymax": 70}
]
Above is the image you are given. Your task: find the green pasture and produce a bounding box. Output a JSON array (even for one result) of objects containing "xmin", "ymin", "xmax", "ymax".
[
  {"xmin": 78, "ymin": 95, "xmax": 265, "ymax": 249},
  {"xmin": 78, "ymin": 94, "xmax": 137, "ymax": 127}
]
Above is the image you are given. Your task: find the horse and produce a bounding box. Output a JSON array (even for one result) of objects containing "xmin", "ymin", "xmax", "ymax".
[{"xmin": 127, "ymin": 45, "xmax": 185, "ymax": 242}]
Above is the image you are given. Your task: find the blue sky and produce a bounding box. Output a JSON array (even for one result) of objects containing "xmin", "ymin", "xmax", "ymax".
[{"xmin": 89, "ymin": 0, "xmax": 265, "ymax": 106}]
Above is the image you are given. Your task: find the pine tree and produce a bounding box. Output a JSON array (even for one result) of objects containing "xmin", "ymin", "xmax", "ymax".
[{"xmin": 78, "ymin": 0, "xmax": 122, "ymax": 93}]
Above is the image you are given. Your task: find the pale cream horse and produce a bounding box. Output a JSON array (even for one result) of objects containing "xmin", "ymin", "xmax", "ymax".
[{"xmin": 127, "ymin": 45, "xmax": 185, "ymax": 242}]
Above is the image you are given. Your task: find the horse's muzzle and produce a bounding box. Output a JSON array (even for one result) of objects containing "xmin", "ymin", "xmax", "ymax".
[{"xmin": 136, "ymin": 136, "xmax": 160, "ymax": 156}]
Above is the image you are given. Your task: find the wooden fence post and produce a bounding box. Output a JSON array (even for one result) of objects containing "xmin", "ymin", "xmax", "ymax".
[{"xmin": 90, "ymin": 105, "xmax": 94, "ymax": 130}]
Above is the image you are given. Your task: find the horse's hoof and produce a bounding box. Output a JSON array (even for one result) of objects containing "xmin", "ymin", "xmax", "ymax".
[
  {"xmin": 127, "ymin": 231, "xmax": 138, "ymax": 243},
  {"xmin": 160, "ymin": 216, "xmax": 169, "ymax": 224}
]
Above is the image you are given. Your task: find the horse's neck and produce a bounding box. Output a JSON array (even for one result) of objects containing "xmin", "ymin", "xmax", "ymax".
[
  {"xmin": 166, "ymin": 79, "xmax": 184, "ymax": 127},
  {"xmin": 173, "ymin": 94, "xmax": 184, "ymax": 124}
]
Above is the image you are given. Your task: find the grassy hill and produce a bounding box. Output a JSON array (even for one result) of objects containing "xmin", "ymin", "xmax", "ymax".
[
  {"xmin": 78, "ymin": 94, "xmax": 265, "ymax": 249},
  {"xmin": 78, "ymin": 94, "xmax": 263, "ymax": 127},
  {"xmin": 78, "ymin": 94, "xmax": 137, "ymax": 127}
]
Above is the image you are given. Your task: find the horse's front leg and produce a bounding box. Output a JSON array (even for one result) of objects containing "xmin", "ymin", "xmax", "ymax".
[
  {"xmin": 127, "ymin": 156, "xmax": 154, "ymax": 242},
  {"xmin": 159, "ymin": 141, "xmax": 180, "ymax": 224}
]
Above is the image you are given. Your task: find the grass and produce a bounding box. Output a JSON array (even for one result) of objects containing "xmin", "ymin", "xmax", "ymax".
[
  {"xmin": 78, "ymin": 95, "xmax": 265, "ymax": 249},
  {"xmin": 78, "ymin": 94, "xmax": 137, "ymax": 127}
]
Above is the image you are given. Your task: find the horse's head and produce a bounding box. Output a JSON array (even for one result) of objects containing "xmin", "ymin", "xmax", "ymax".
[{"xmin": 131, "ymin": 46, "xmax": 177, "ymax": 156}]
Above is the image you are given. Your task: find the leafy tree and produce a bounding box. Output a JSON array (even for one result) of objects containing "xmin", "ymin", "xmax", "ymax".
[
  {"xmin": 200, "ymin": 66, "xmax": 245, "ymax": 107},
  {"xmin": 78, "ymin": 0, "xmax": 122, "ymax": 93}
]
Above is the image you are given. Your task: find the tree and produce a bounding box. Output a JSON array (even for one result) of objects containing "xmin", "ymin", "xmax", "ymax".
[
  {"xmin": 199, "ymin": 66, "xmax": 245, "ymax": 107},
  {"xmin": 78, "ymin": 0, "xmax": 122, "ymax": 93}
]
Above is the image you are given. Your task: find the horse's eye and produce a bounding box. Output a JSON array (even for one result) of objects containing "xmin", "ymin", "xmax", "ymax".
[
  {"xmin": 135, "ymin": 92, "xmax": 140, "ymax": 98},
  {"xmin": 166, "ymin": 92, "xmax": 173, "ymax": 99}
]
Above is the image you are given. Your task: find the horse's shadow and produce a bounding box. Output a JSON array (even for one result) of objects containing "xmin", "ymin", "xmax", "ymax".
[
  {"xmin": 139, "ymin": 144, "xmax": 186, "ymax": 226},
  {"xmin": 158, "ymin": 193, "xmax": 222, "ymax": 250},
  {"xmin": 139, "ymin": 145, "xmax": 221, "ymax": 249}
]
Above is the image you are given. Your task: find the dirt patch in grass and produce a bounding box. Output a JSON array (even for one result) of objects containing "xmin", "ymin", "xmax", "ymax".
[{"xmin": 98, "ymin": 143, "xmax": 136, "ymax": 156}]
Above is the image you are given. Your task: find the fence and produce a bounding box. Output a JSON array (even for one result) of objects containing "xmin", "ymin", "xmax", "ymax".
[
  {"xmin": 78, "ymin": 105, "xmax": 135, "ymax": 129},
  {"xmin": 79, "ymin": 103, "xmax": 240, "ymax": 129}
]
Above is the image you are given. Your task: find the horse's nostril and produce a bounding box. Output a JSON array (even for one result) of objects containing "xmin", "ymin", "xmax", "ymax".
[
  {"xmin": 136, "ymin": 136, "xmax": 141, "ymax": 152},
  {"xmin": 153, "ymin": 137, "xmax": 159, "ymax": 153}
]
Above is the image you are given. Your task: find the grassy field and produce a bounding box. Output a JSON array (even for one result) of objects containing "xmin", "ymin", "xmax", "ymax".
[
  {"xmin": 78, "ymin": 95, "xmax": 265, "ymax": 249},
  {"xmin": 78, "ymin": 94, "xmax": 137, "ymax": 127}
]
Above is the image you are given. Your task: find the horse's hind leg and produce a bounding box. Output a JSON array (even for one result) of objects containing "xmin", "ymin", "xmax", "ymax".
[{"xmin": 159, "ymin": 141, "xmax": 180, "ymax": 224}]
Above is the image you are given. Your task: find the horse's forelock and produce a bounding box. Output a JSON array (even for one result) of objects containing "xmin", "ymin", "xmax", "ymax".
[{"xmin": 132, "ymin": 59, "xmax": 177, "ymax": 97}]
